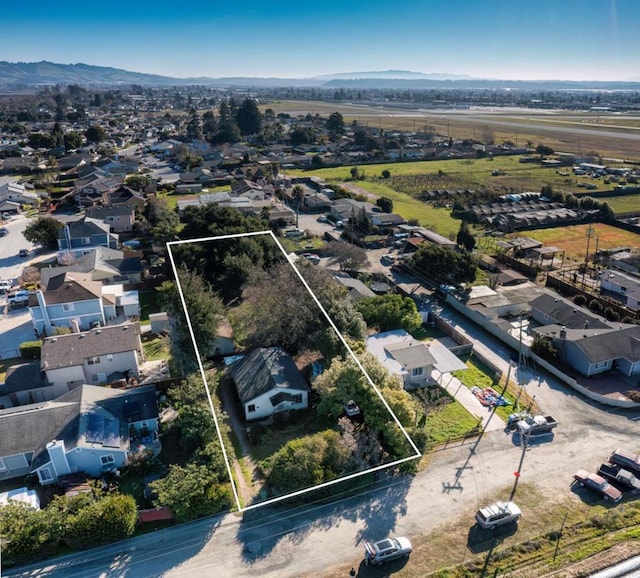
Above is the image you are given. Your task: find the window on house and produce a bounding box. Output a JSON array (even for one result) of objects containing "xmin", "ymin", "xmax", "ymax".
[
  {"xmin": 100, "ymin": 455, "xmax": 115, "ymax": 465},
  {"xmin": 88, "ymin": 356, "xmax": 101, "ymax": 365},
  {"xmin": 81, "ymin": 237, "xmax": 91, "ymax": 245},
  {"xmin": 97, "ymin": 372, "xmax": 106, "ymax": 383},
  {"xmin": 247, "ymin": 404, "xmax": 256, "ymax": 412},
  {"xmin": 411, "ymin": 367, "xmax": 424, "ymax": 377},
  {"xmin": 91, "ymin": 374, "xmax": 98, "ymax": 382},
  {"xmin": 39, "ymin": 467, "xmax": 53, "ymax": 482},
  {"xmin": 292, "ymin": 394, "xmax": 303, "ymax": 404},
  {"xmin": 62, "ymin": 303, "xmax": 74, "ymax": 312},
  {"xmin": 621, "ymin": 286, "xmax": 627, "ymax": 293}
]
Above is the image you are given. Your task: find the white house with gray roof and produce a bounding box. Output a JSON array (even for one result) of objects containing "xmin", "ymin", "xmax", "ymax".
[
  {"xmin": 601, "ymin": 269, "xmax": 640, "ymax": 311},
  {"xmin": 229, "ymin": 347, "xmax": 309, "ymax": 421},
  {"xmin": 366, "ymin": 330, "xmax": 437, "ymax": 389}
]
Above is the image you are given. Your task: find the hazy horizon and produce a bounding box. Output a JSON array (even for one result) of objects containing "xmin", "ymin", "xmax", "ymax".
[{"xmin": 2, "ymin": 0, "xmax": 638, "ymax": 82}]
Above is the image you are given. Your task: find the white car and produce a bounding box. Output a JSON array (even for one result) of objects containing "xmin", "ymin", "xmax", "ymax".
[
  {"xmin": 7, "ymin": 290, "xmax": 30, "ymax": 305},
  {"xmin": 475, "ymin": 501, "xmax": 521, "ymax": 529},
  {"xmin": 364, "ymin": 536, "xmax": 412, "ymax": 566}
]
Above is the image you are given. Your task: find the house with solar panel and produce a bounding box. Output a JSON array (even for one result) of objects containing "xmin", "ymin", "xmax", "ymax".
[
  {"xmin": 228, "ymin": 347, "xmax": 310, "ymax": 421},
  {"xmin": 0, "ymin": 384, "xmax": 159, "ymax": 485}
]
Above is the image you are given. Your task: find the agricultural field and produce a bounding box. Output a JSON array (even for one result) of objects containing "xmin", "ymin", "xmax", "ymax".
[
  {"xmin": 292, "ymin": 155, "xmax": 619, "ymax": 198},
  {"xmin": 511, "ymin": 223, "xmax": 640, "ymax": 262}
]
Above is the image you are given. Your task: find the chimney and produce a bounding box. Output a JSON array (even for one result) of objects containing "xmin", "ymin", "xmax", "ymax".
[{"xmin": 71, "ymin": 318, "xmax": 80, "ymax": 333}]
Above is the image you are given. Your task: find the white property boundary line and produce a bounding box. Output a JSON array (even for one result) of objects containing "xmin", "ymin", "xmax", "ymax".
[{"xmin": 167, "ymin": 231, "xmax": 421, "ymax": 512}]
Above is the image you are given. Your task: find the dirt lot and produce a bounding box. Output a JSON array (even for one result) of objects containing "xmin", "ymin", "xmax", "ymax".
[{"xmin": 520, "ymin": 223, "xmax": 640, "ymax": 262}]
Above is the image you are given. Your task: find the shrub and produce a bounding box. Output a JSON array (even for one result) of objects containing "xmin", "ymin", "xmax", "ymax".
[
  {"xmin": 589, "ymin": 299, "xmax": 604, "ymax": 314},
  {"xmin": 573, "ymin": 294, "xmax": 587, "ymax": 307},
  {"xmin": 19, "ymin": 340, "xmax": 42, "ymax": 359},
  {"xmin": 604, "ymin": 307, "xmax": 620, "ymax": 322}
]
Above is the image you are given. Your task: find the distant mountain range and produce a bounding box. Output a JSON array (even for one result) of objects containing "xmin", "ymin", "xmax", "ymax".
[{"xmin": 1, "ymin": 61, "xmax": 639, "ymax": 91}]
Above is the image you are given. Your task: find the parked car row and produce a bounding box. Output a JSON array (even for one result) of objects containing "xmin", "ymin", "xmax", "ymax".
[{"xmin": 572, "ymin": 448, "xmax": 640, "ymax": 503}]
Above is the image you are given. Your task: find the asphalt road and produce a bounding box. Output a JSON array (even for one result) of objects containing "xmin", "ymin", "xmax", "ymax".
[
  {"xmin": 6, "ymin": 301, "xmax": 640, "ymax": 578},
  {"xmin": 0, "ymin": 213, "xmax": 32, "ymax": 284}
]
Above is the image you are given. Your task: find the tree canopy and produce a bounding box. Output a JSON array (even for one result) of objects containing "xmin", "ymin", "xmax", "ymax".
[
  {"xmin": 313, "ymin": 355, "xmax": 418, "ymax": 459},
  {"xmin": 158, "ymin": 269, "xmax": 224, "ymax": 372},
  {"xmin": 22, "ymin": 216, "xmax": 63, "ymax": 249},
  {"xmin": 266, "ymin": 430, "xmax": 353, "ymax": 492},
  {"xmin": 410, "ymin": 244, "xmax": 477, "ymax": 286},
  {"xmin": 174, "ymin": 204, "xmax": 281, "ymax": 301},
  {"xmin": 85, "ymin": 124, "xmax": 106, "ymax": 144},
  {"xmin": 236, "ymin": 98, "xmax": 262, "ymax": 135},
  {"xmin": 356, "ymin": 294, "xmax": 422, "ymax": 333},
  {"xmin": 327, "ymin": 241, "xmax": 368, "ymax": 271}
]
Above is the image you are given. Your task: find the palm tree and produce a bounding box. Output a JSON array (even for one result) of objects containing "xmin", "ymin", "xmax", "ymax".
[{"xmin": 291, "ymin": 185, "xmax": 304, "ymax": 228}]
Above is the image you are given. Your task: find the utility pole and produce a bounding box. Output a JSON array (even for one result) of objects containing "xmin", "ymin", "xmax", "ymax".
[{"xmin": 581, "ymin": 225, "xmax": 595, "ymax": 288}]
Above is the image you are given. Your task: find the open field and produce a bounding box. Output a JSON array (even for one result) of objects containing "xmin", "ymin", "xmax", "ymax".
[
  {"xmin": 347, "ymin": 180, "xmax": 460, "ymax": 238},
  {"xmin": 292, "ymin": 155, "xmax": 618, "ymax": 197},
  {"xmin": 601, "ymin": 193, "xmax": 640, "ymax": 214},
  {"xmin": 512, "ymin": 223, "xmax": 640, "ymax": 262},
  {"xmin": 265, "ymin": 100, "xmax": 640, "ymax": 160}
]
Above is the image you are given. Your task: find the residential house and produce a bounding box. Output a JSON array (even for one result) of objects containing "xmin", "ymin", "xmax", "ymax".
[
  {"xmin": 601, "ymin": 269, "xmax": 640, "ymax": 311},
  {"xmin": 0, "ymin": 384, "xmax": 159, "ymax": 484},
  {"xmin": 57, "ymin": 217, "xmax": 119, "ymax": 258},
  {"xmin": 231, "ymin": 178, "xmax": 265, "ymax": 200},
  {"xmin": 529, "ymin": 293, "xmax": 610, "ymax": 331},
  {"xmin": 229, "ymin": 347, "xmax": 310, "ymax": 421},
  {"xmin": 535, "ymin": 323, "xmax": 640, "ymax": 378},
  {"xmin": 41, "ymin": 323, "xmax": 143, "ymax": 389},
  {"xmin": 29, "ymin": 272, "xmax": 113, "ymax": 336},
  {"xmin": 333, "ymin": 274, "xmax": 376, "ymax": 300},
  {"xmin": 366, "ymin": 330, "xmax": 437, "ymax": 389},
  {"xmin": 40, "ymin": 247, "xmax": 143, "ymax": 286},
  {"xmin": 0, "ymin": 179, "xmax": 39, "ymax": 206},
  {"xmin": 0, "ymin": 362, "xmax": 66, "ymax": 409},
  {"xmin": 104, "ymin": 185, "xmax": 146, "ymax": 211},
  {"xmin": 86, "ymin": 205, "xmax": 136, "ymax": 233},
  {"xmin": 74, "ymin": 176, "xmax": 121, "ymax": 207}
]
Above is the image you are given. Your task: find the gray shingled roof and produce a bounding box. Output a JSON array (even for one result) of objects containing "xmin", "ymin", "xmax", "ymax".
[
  {"xmin": 41, "ymin": 323, "xmax": 141, "ymax": 370},
  {"xmin": 1, "ymin": 362, "xmax": 51, "ymax": 394},
  {"xmin": 229, "ymin": 347, "xmax": 308, "ymax": 403},
  {"xmin": 385, "ymin": 341, "xmax": 435, "ymax": 370},
  {"xmin": 572, "ymin": 325, "xmax": 640, "ymax": 364},
  {"xmin": 28, "ymin": 384, "xmax": 158, "ymax": 471},
  {"xmin": 0, "ymin": 389, "xmax": 82, "ymax": 458},
  {"xmin": 57, "ymin": 217, "xmax": 108, "ymax": 239},
  {"xmin": 530, "ymin": 293, "xmax": 610, "ymax": 330}
]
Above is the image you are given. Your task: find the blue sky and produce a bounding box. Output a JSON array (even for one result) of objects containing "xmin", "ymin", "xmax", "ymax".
[{"xmin": 2, "ymin": 0, "xmax": 638, "ymax": 80}]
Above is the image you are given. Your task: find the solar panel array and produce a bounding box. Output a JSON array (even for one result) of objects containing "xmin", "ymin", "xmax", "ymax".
[{"xmin": 85, "ymin": 414, "xmax": 121, "ymax": 448}]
